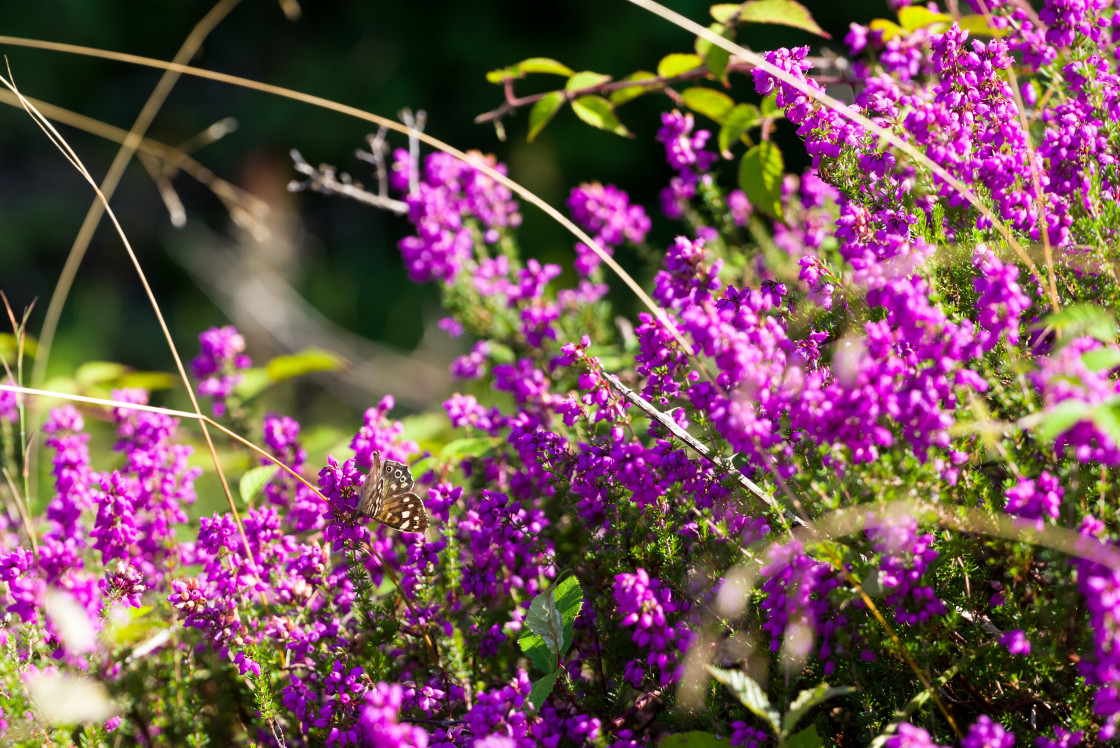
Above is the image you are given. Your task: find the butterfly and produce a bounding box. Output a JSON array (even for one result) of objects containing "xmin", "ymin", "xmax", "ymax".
[{"xmin": 356, "ymin": 450, "xmax": 430, "ymax": 533}]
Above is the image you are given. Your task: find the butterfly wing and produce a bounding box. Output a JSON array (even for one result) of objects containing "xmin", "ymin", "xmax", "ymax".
[
  {"xmin": 372, "ymin": 491, "xmax": 430, "ymax": 533},
  {"xmin": 357, "ymin": 451, "xmax": 384, "ymax": 517},
  {"xmin": 380, "ymin": 458, "xmax": 416, "ymax": 495}
]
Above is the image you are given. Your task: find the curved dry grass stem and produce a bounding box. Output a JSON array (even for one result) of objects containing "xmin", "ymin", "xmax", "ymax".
[
  {"xmin": 28, "ymin": 0, "xmax": 243, "ymax": 406},
  {"xmin": 0, "ymin": 73, "xmax": 263, "ymax": 603},
  {"xmin": 0, "ymin": 34, "xmax": 695, "ymax": 358},
  {"xmin": 625, "ymin": 0, "xmax": 1060, "ymax": 313}
]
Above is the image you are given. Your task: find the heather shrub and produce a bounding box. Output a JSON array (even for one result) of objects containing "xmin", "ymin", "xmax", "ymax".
[{"xmin": 3, "ymin": 0, "xmax": 1120, "ymax": 746}]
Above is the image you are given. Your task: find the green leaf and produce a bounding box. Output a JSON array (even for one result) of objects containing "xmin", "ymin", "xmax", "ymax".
[
  {"xmin": 759, "ymin": 92, "xmax": 782, "ymax": 117},
  {"xmin": 565, "ymin": 71, "xmax": 612, "ymax": 93},
  {"xmin": 518, "ymin": 57, "xmax": 575, "ymax": 77},
  {"xmin": 76, "ymin": 361, "xmax": 128, "ymax": 386},
  {"xmin": 786, "ymin": 725, "xmax": 824, "ymax": 748},
  {"xmin": 239, "ymin": 465, "xmax": 279, "ymax": 506},
  {"xmin": 657, "ymin": 53, "xmax": 703, "ymax": 79},
  {"xmin": 518, "ymin": 631, "xmax": 555, "ymax": 674},
  {"xmin": 1039, "ymin": 303, "xmax": 1118, "ymax": 344},
  {"xmin": 524, "ymin": 586, "xmax": 564, "ymax": 657},
  {"xmin": 958, "ymin": 14, "xmax": 1005, "ymax": 36},
  {"xmin": 117, "ymin": 371, "xmax": 177, "ymax": 392},
  {"xmin": 897, "ymin": 6, "xmax": 950, "ymax": 30},
  {"xmin": 571, "ymin": 96, "xmax": 632, "ymax": 137},
  {"xmin": 681, "ymin": 87, "xmax": 735, "ymax": 124},
  {"xmin": 1036, "ymin": 399, "xmax": 1094, "ymax": 442},
  {"xmin": 718, "ymin": 103, "xmax": 760, "ymax": 154},
  {"xmin": 266, "ymin": 348, "xmax": 347, "ymax": 382},
  {"xmin": 439, "ymin": 436, "xmax": 504, "ymax": 462},
  {"xmin": 658, "ymin": 732, "xmax": 733, "ymax": 747},
  {"xmin": 528, "ymin": 670, "xmax": 561, "ymax": 711},
  {"xmin": 1092, "ymin": 401, "xmax": 1120, "ymax": 446},
  {"xmin": 528, "ymin": 91, "xmax": 565, "ymax": 142},
  {"xmin": 869, "ymin": 18, "xmax": 906, "ymax": 42},
  {"xmin": 694, "ymin": 23, "xmax": 731, "ymax": 80},
  {"xmin": 1083, "ymin": 347, "xmax": 1120, "ymax": 372},
  {"xmin": 0, "ymin": 333, "xmax": 38, "ymax": 361},
  {"xmin": 235, "ymin": 367, "xmax": 272, "ymax": 400},
  {"xmin": 738, "ymin": 142, "xmax": 784, "ymax": 220},
  {"xmin": 553, "ymin": 575, "xmax": 584, "ymax": 656},
  {"xmin": 710, "ymin": 4, "xmax": 740, "ymax": 23},
  {"xmin": 707, "ymin": 666, "xmax": 780, "ymax": 734},
  {"xmin": 486, "ymin": 57, "xmax": 574, "ymax": 83},
  {"xmin": 736, "ymin": 0, "xmax": 830, "ymax": 38},
  {"xmin": 782, "ymin": 683, "xmax": 858, "ymax": 734},
  {"xmin": 610, "ymin": 71, "xmax": 661, "ymax": 105}
]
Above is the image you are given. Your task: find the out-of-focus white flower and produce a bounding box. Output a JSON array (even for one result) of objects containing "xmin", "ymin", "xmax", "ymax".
[
  {"xmin": 27, "ymin": 670, "xmax": 116, "ymax": 724},
  {"xmin": 44, "ymin": 589, "xmax": 97, "ymax": 654}
]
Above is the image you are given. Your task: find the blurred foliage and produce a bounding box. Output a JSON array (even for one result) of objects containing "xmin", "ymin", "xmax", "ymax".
[{"xmin": 0, "ymin": 0, "xmax": 881, "ymax": 426}]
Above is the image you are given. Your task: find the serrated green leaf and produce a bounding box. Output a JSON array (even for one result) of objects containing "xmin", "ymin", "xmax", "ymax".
[
  {"xmin": 1039, "ymin": 303, "xmax": 1118, "ymax": 345},
  {"xmin": 718, "ymin": 103, "xmax": 760, "ymax": 154},
  {"xmin": 869, "ymin": 18, "xmax": 906, "ymax": 42},
  {"xmin": 1083, "ymin": 347, "xmax": 1120, "ymax": 372},
  {"xmin": 658, "ymin": 732, "xmax": 733, "ymax": 747},
  {"xmin": 518, "ymin": 631, "xmax": 555, "ymax": 674},
  {"xmin": 439, "ymin": 436, "xmax": 504, "ymax": 462},
  {"xmin": 266, "ymin": 348, "xmax": 347, "ymax": 382},
  {"xmin": 897, "ymin": 6, "xmax": 950, "ymax": 30},
  {"xmin": 736, "ymin": 0, "xmax": 830, "ymax": 38},
  {"xmin": 565, "ymin": 71, "xmax": 612, "ymax": 93},
  {"xmin": 553, "ymin": 575, "xmax": 583, "ymax": 656},
  {"xmin": 528, "ymin": 670, "xmax": 561, "ymax": 711},
  {"xmin": 518, "ymin": 57, "xmax": 574, "ymax": 77},
  {"xmin": 528, "ymin": 91, "xmax": 565, "ymax": 142},
  {"xmin": 658, "ymin": 53, "xmax": 703, "ymax": 79},
  {"xmin": 782, "ymin": 683, "xmax": 858, "ymax": 734},
  {"xmin": 1036, "ymin": 399, "xmax": 1094, "ymax": 442},
  {"xmin": 239, "ymin": 465, "xmax": 279, "ymax": 506},
  {"xmin": 738, "ymin": 142, "xmax": 784, "ymax": 220},
  {"xmin": 786, "ymin": 725, "xmax": 824, "ymax": 748},
  {"xmin": 76, "ymin": 361, "xmax": 128, "ymax": 386},
  {"xmin": 610, "ymin": 71, "xmax": 661, "ymax": 105},
  {"xmin": 525, "ymin": 587, "xmax": 564, "ymax": 657},
  {"xmin": 707, "ymin": 667, "xmax": 780, "ymax": 733},
  {"xmin": 571, "ymin": 96, "xmax": 631, "ymax": 137},
  {"xmin": 681, "ymin": 87, "xmax": 735, "ymax": 124}
]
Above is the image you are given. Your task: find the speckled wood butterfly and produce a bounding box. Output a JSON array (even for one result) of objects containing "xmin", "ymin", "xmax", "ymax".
[{"xmin": 357, "ymin": 451, "xmax": 430, "ymax": 533}]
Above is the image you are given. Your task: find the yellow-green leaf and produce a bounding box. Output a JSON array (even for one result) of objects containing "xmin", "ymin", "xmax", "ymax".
[
  {"xmin": 565, "ymin": 71, "xmax": 612, "ymax": 93},
  {"xmin": 117, "ymin": 371, "xmax": 177, "ymax": 392},
  {"xmin": 517, "ymin": 57, "xmax": 574, "ymax": 77},
  {"xmin": 681, "ymin": 87, "xmax": 736, "ymax": 124},
  {"xmin": 898, "ymin": 6, "xmax": 950, "ymax": 30},
  {"xmin": 719, "ymin": 103, "xmax": 760, "ymax": 154},
  {"xmin": 658, "ymin": 53, "xmax": 703, "ymax": 79},
  {"xmin": 528, "ymin": 91, "xmax": 565, "ymax": 142},
  {"xmin": 610, "ymin": 71, "xmax": 662, "ymax": 105},
  {"xmin": 76, "ymin": 361, "xmax": 128, "ymax": 386},
  {"xmin": 0, "ymin": 333, "xmax": 37, "ymax": 361},
  {"xmin": 739, "ymin": 141, "xmax": 784, "ymax": 220},
  {"xmin": 571, "ymin": 96, "xmax": 632, "ymax": 137},
  {"xmin": 869, "ymin": 18, "xmax": 906, "ymax": 42},
  {"xmin": 239, "ymin": 465, "xmax": 279, "ymax": 506},
  {"xmin": 265, "ymin": 348, "xmax": 347, "ymax": 382},
  {"xmin": 694, "ymin": 22, "xmax": 731, "ymax": 80},
  {"xmin": 737, "ymin": 0, "xmax": 830, "ymax": 38},
  {"xmin": 710, "ymin": 4, "xmax": 740, "ymax": 23},
  {"xmin": 958, "ymin": 14, "xmax": 1005, "ymax": 36}
]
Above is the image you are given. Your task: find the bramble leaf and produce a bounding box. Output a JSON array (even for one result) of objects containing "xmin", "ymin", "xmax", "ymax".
[
  {"xmin": 786, "ymin": 725, "xmax": 824, "ymax": 748},
  {"xmin": 681, "ymin": 87, "xmax": 735, "ymax": 124},
  {"xmin": 610, "ymin": 71, "xmax": 661, "ymax": 105},
  {"xmin": 528, "ymin": 91, "xmax": 565, "ymax": 142},
  {"xmin": 528, "ymin": 670, "xmax": 561, "ymax": 711},
  {"xmin": 738, "ymin": 141, "xmax": 784, "ymax": 220},
  {"xmin": 239, "ymin": 465, "xmax": 279, "ymax": 506},
  {"xmin": 736, "ymin": 0, "xmax": 830, "ymax": 38},
  {"xmin": 565, "ymin": 71, "xmax": 612, "ymax": 93},
  {"xmin": 897, "ymin": 6, "xmax": 950, "ymax": 31},
  {"xmin": 266, "ymin": 348, "xmax": 347, "ymax": 381},
  {"xmin": 707, "ymin": 666, "xmax": 780, "ymax": 734},
  {"xmin": 658, "ymin": 53, "xmax": 703, "ymax": 78},
  {"xmin": 571, "ymin": 96, "xmax": 632, "ymax": 137},
  {"xmin": 782, "ymin": 683, "xmax": 858, "ymax": 734},
  {"xmin": 524, "ymin": 586, "xmax": 564, "ymax": 657},
  {"xmin": 718, "ymin": 103, "xmax": 760, "ymax": 154}
]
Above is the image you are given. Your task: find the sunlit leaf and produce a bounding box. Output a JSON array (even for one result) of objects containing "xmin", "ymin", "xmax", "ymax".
[
  {"xmin": 897, "ymin": 6, "xmax": 950, "ymax": 31},
  {"xmin": 658, "ymin": 53, "xmax": 703, "ymax": 79},
  {"xmin": 718, "ymin": 103, "xmax": 760, "ymax": 154},
  {"xmin": 736, "ymin": 0, "xmax": 830, "ymax": 38},
  {"xmin": 554, "ymin": 574, "xmax": 583, "ymax": 656},
  {"xmin": 565, "ymin": 71, "xmax": 612, "ymax": 93},
  {"xmin": 681, "ymin": 87, "xmax": 735, "ymax": 124},
  {"xmin": 782, "ymin": 683, "xmax": 858, "ymax": 734},
  {"xmin": 528, "ymin": 670, "xmax": 561, "ymax": 711},
  {"xmin": 707, "ymin": 666, "xmax": 780, "ymax": 733},
  {"xmin": 738, "ymin": 141, "xmax": 784, "ymax": 220},
  {"xmin": 76, "ymin": 361, "xmax": 128, "ymax": 386},
  {"xmin": 439, "ymin": 436, "xmax": 504, "ymax": 462},
  {"xmin": 518, "ymin": 57, "xmax": 574, "ymax": 77},
  {"xmin": 958, "ymin": 14, "xmax": 1005, "ymax": 36},
  {"xmin": 610, "ymin": 71, "xmax": 662, "ymax": 105},
  {"xmin": 239, "ymin": 465, "xmax": 279, "ymax": 506},
  {"xmin": 694, "ymin": 22, "xmax": 731, "ymax": 79},
  {"xmin": 1038, "ymin": 303, "xmax": 1118, "ymax": 345},
  {"xmin": 528, "ymin": 91, "xmax": 565, "ymax": 142},
  {"xmin": 869, "ymin": 18, "xmax": 906, "ymax": 42},
  {"xmin": 571, "ymin": 96, "xmax": 632, "ymax": 137},
  {"xmin": 1036, "ymin": 399, "xmax": 1094, "ymax": 442},
  {"xmin": 524, "ymin": 586, "xmax": 564, "ymax": 656}
]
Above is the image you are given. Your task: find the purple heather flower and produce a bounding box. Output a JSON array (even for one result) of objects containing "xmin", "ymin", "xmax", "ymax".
[
  {"xmin": 999, "ymin": 629, "xmax": 1031, "ymax": 655},
  {"xmin": 1005, "ymin": 472, "xmax": 1063, "ymax": 524},
  {"xmin": 191, "ymin": 326, "xmax": 251, "ymax": 417},
  {"xmin": 730, "ymin": 722, "xmax": 768, "ymax": 747},
  {"xmin": 1036, "ymin": 727, "xmax": 1083, "ymax": 748},
  {"xmin": 887, "ymin": 723, "xmax": 949, "ymax": 748},
  {"xmin": 962, "ymin": 715, "xmax": 1015, "ymax": 748},
  {"xmin": 357, "ymin": 682, "xmax": 429, "ymax": 747},
  {"xmin": 613, "ymin": 569, "xmax": 694, "ymax": 685}
]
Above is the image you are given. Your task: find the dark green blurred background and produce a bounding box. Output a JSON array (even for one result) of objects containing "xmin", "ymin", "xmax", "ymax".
[{"xmin": 0, "ymin": 0, "xmax": 883, "ymax": 429}]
